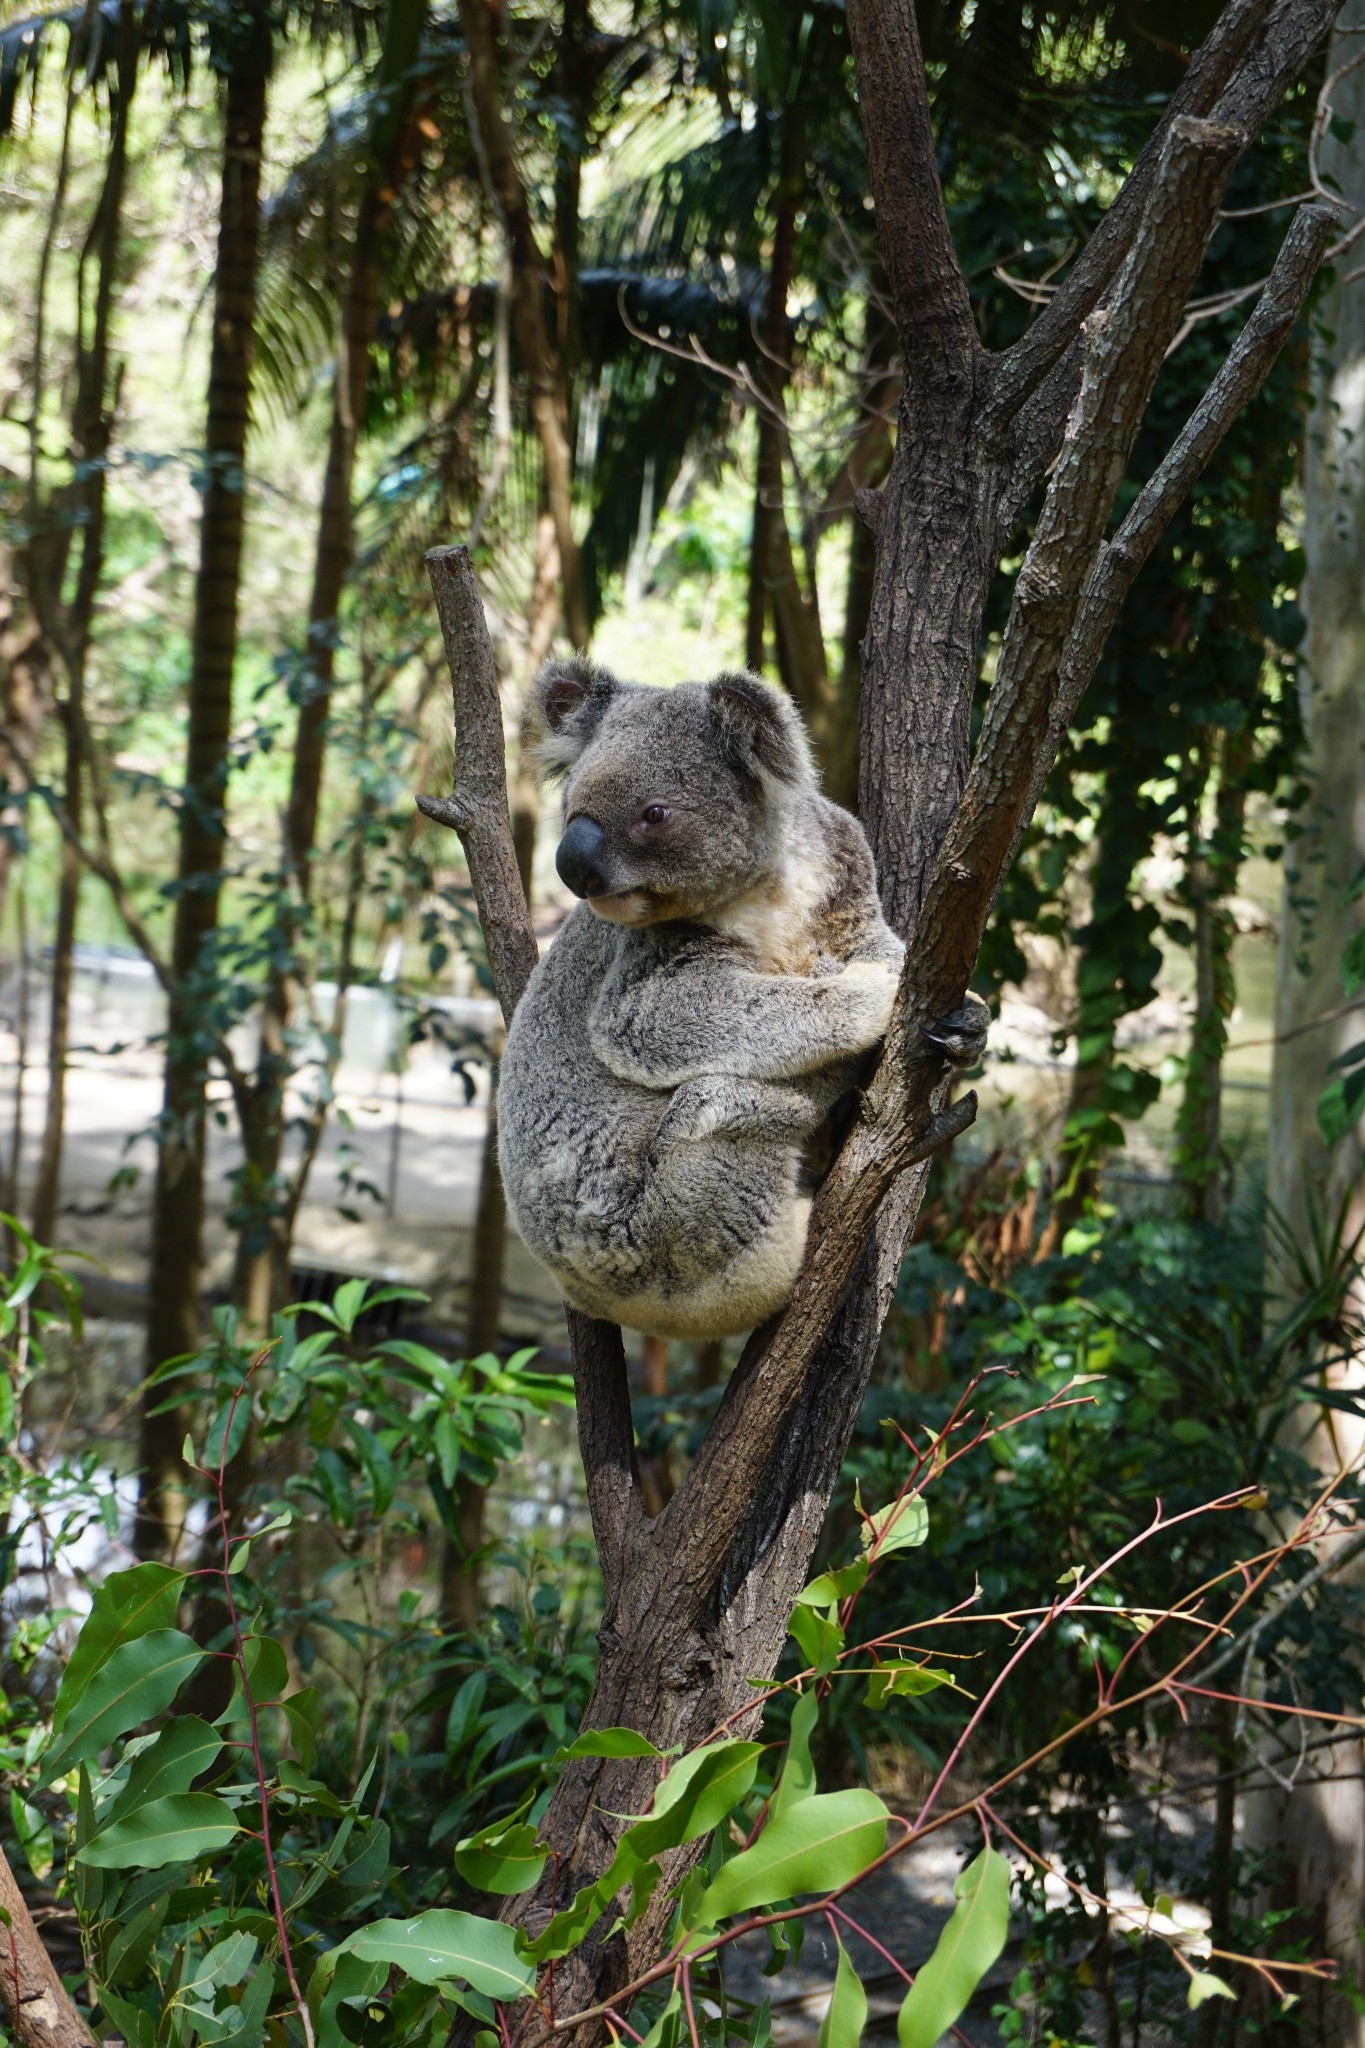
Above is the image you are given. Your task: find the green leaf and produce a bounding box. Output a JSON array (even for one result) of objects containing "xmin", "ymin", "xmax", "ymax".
[
  {"xmin": 455, "ymin": 1822, "xmax": 549, "ymax": 1897},
  {"xmin": 770, "ymin": 1692, "xmax": 818, "ymax": 1819},
  {"xmin": 553, "ymin": 1728, "xmax": 668, "ymax": 1765},
  {"xmin": 190, "ymin": 1931, "xmax": 257, "ymax": 1995},
  {"xmin": 789, "ymin": 1602, "xmax": 843, "ymax": 1678},
  {"xmin": 98, "ymin": 1986, "xmax": 159, "ymax": 2048},
  {"xmin": 1187, "ymin": 1972, "xmax": 1237, "ymax": 2010},
  {"xmin": 1317, "ymin": 1064, "xmax": 1365, "ymax": 1145},
  {"xmin": 796, "ymin": 1559, "xmax": 869, "ymax": 1607},
  {"xmin": 526, "ymin": 1741, "xmax": 764, "ymax": 1963},
  {"xmin": 9, "ymin": 1791, "xmax": 52, "ymax": 1882},
  {"xmin": 897, "ymin": 1847, "xmax": 1011, "ymax": 2048},
  {"xmin": 819, "ymin": 1940, "xmax": 868, "ymax": 2048},
  {"xmin": 51, "ymin": 1565, "xmax": 186, "ymax": 1730},
  {"xmin": 860, "ymin": 1496, "xmax": 929, "ymax": 1557},
  {"xmin": 637, "ymin": 1990, "xmax": 682, "ymax": 2048},
  {"xmin": 864, "ymin": 1663, "xmax": 953, "ymax": 1711},
  {"xmin": 42, "ymin": 1630, "xmax": 205, "ymax": 1786},
  {"xmin": 78, "ymin": 1793, "xmax": 240, "ymax": 1869},
  {"xmin": 313, "ymin": 1952, "xmax": 388, "ymax": 2048},
  {"xmin": 224, "ymin": 1635, "xmax": 289, "ymax": 1716},
  {"xmin": 110, "ymin": 1717, "xmax": 224, "ymax": 1821},
  {"xmin": 283, "ymin": 1687, "xmax": 322, "ymax": 1773},
  {"xmin": 333, "ymin": 1912, "xmax": 534, "ymax": 1996},
  {"xmin": 692, "ymin": 1789, "xmax": 889, "ymax": 1926}
]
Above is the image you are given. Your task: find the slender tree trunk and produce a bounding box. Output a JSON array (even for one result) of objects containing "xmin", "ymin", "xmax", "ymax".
[
  {"xmin": 231, "ymin": 0, "xmax": 430, "ymax": 1327},
  {"xmin": 1175, "ymin": 727, "xmax": 1253, "ymax": 1225},
  {"xmin": 1249, "ymin": 8, "xmax": 1365, "ymax": 2028},
  {"xmin": 438, "ymin": 1078, "xmax": 508, "ymax": 1635},
  {"xmin": 138, "ymin": 29, "xmax": 269, "ymax": 1558},
  {"xmin": 30, "ymin": 715, "xmax": 79, "ymax": 1243},
  {"xmin": 27, "ymin": 0, "xmax": 138, "ymax": 1247},
  {"xmin": 458, "ymin": 0, "xmax": 589, "ymax": 648},
  {"xmin": 0, "ymin": 572, "xmax": 49, "ymax": 935}
]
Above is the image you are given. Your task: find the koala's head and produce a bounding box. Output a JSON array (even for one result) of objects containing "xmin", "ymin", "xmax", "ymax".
[{"xmin": 535, "ymin": 658, "xmax": 814, "ymax": 925}]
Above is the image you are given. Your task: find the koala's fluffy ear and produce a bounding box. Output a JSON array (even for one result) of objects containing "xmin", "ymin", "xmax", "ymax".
[
  {"xmin": 534, "ymin": 656, "xmax": 619, "ymax": 772},
  {"xmin": 707, "ymin": 671, "xmax": 811, "ymax": 786}
]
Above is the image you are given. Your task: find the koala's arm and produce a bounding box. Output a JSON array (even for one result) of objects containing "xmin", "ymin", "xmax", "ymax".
[{"xmin": 590, "ymin": 946, "xmax": 901, "ymax": 1090}]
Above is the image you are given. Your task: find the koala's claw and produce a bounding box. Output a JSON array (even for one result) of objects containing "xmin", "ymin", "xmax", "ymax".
[{"xmin": 921, "ymin": 993, "xmax": 990, "ymax": 1069}]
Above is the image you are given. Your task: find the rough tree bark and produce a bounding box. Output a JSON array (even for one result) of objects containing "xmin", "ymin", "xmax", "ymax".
[
  {"xmin": 0, "ymin": 1841, "xmax": 96, "ymax": 2047},
  {"xmin": 1249, "ymin": 4, "xmax": 1365, "ymax": 2030},
  {"xmin": 137, "ymin": 18, "xmax": 270, "ymax": 1557},
  {"xmin": 418, "ymin": 3, "xmax": 1340, "ymax": 2035}
]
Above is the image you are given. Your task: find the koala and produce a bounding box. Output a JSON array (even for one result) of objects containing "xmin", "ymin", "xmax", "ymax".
[{"xmin": 498, "ymin": 660, "xmax": 976, "ymax": 1341}]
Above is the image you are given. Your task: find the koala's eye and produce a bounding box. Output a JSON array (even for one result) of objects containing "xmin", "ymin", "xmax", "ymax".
[{"xmin": 639, "ymin": 803, "xmax": 671, "ymax": 829}]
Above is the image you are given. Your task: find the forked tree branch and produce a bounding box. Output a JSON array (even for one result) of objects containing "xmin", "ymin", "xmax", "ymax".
[
  {"xmin": 640, "ymin": 115, "xmax": 1335, "ymax": 1596},
  {"xmin": 1034, "ymin": 198, "xmax": 1337, "ymax": 784},
  {"xmin": 984, "ymin": 0, "xmax": 1340, "ymax": 432}
]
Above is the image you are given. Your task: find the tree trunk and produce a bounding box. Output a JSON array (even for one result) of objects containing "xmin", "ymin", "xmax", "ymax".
[
  {"xmin": 1175, "ymin": 726, "xmax": 1253, "ymax": 1225},
  {"xmin": 0, "ymin": 572, "xmax": 50, "ymax": 935},
  {"xmin": 26, "ymin": 0, "xmax": 138, "ymax": 1247},
  {"xmin": 417, "ymin": 2, "xmax": 1342, "ymax": 2033},
  {"xmin": 231, "ymin": 0, "xmax": 431, "ymax": 1328},
  {"xmin": 0, "ymin": 1841, "xmax": 96, "ymax": 2047},
  {"xmin": 1251, "ymin": 6, "xmax": 1365, "ymax": 2029},
  {"xmin": 438, "ymin": 1077, "xmax": 508, "ymax": 1635},
  {"xmin": 138, "ymin": 28, "xmax": 269, "ymax": 1558},
  {"xmin": 29, "ymin": 712, "xmax": 79, "ymax": 1245}
]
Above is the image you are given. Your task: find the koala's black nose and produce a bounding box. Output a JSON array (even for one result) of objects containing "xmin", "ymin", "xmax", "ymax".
[{"xmin": 556, "ymin": 815, "xmax": 609, "ymax": 898}]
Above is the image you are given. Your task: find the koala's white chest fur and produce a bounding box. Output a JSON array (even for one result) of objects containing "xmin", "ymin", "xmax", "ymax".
[{"xmin": 703, "ymin": 833, "xmax": 832, "ymax": 974}]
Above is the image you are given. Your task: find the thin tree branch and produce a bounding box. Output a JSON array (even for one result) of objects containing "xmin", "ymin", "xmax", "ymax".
[
  {"xmin": 417, "ymin": 545, "xmax": 539, "ymax": 1025},
  {"xmin": 0, "ymin": 725, "xmax": 172, "ymax": 990},
  {"xmin": 911, "ymin": 114, "xmax": 1249, "ymax": 1011},
  {"xmin": 844, "ymin": 0, "xmax": 980, "ymax": 391},
  {"xmin": 1022, "ymin": 200, "xmax": 1336, "ymax": 824},
  {"xmin": 1197, "ymin": 1526, "xmax": 1365, "ymax": 1684},
  {"xmin": 985, "ymin": 0, "xmax": 1339, "ymax": 432}
]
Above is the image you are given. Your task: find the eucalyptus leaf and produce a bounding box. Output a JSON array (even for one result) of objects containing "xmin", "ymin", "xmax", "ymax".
[
  {"xmin": 331, "ymin": 1911, "xmax": 534, "ymax": 1996},
  {"xmin": 819, "ymin": 1940, "xmax": 868, "ymax": 2048},
  {"xmin": 42, "ymin": 1630, "xmax": 205, "ymax": 1786},
  {"xmin": 897, "ymin": 1847, "xmax": 1011, "ymax": 2048},
  {"xmin": 693, "ymin": 1789, "xmax": 889, "ymax": 1925},
  {"xmin": 51, "ymin": 1565, "xmax": 186, "ymax": 1731},
  {"xmin": 78, "ymin": 1792, "xmax": 241, "ymax": 1869},
  {"xmin": 770, "ymin": 1691, "xmax": 818, "ymax": 1818}
]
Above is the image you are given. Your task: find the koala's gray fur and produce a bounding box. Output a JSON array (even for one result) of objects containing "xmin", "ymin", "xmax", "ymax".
[{"xmin": 498, "ymin": 660, "xmax": 906, "ymax": 1340}]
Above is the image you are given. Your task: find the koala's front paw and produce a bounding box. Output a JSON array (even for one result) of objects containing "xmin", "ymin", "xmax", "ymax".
[
  {"xmin": 921, "ymin": 991, "xmax": 990, "ymax": 1068},
  {"xmin": 651, "ymin": 1076, "xmax": 727, "ymax": 1154},
  {"xmin": 836, "ymin": 957, "xmax": 901, "ymax": 1046}
]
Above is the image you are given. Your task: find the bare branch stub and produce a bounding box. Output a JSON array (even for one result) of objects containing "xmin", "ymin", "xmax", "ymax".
[
  {"xmin": 416, "ymin": 545, "xmax": 642, "ymax": 1604},
  {"xmin": 419, "ymin": 545, "xmax": 540, "ymax": 1027}
]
